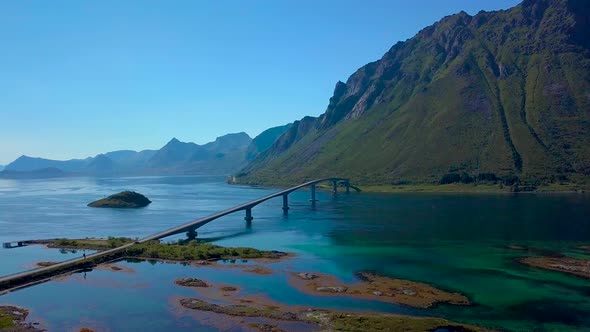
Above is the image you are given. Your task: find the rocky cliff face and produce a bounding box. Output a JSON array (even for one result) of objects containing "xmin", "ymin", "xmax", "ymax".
[{"xmin": 237, "ymin": 0, "xmax": 590, "ymax": 186}]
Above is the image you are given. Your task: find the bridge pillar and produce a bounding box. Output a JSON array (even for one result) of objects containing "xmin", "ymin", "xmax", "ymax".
[
  {"xmin": 282, "ymin": 194, "xmax": 289, "ymax": 214},
  {"xmin": 186, "ymin": 227, "xmax": 197, "ymax": 241},
  {"xmin": 244, "ymin": 208, "xmax": 254, "ymax": 223},
  {"xmin": 310, "ymin": 184, "xmax": 317, "ymax": 207},
  {"xmin": 345, "ymin": 181, "xmax": 350, "ymax": 194},
  {"xmin": 332, "ymin": 180, "xmax": 338, "ymax": 195}
]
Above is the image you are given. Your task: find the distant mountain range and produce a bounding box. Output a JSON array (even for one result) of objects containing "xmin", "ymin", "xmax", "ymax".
[
  {"xmin": 1, "ymin": 128, "xmax": 287, "ymax": 178},
  {"xmin": 235, "ymin": 0, "xmax": 590, "ymax": 187}
]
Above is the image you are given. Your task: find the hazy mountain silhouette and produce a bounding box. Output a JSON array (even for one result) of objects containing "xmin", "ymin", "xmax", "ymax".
[{"xmin": 2, "ymin": 132, "xmax": 259, "ymax": 178}]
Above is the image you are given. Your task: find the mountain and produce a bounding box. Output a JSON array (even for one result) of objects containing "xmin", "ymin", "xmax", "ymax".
[
  {"xmin": 147, "ymin": 133, "xmax": 252, "ymax": 174},
  {"xmin": 84, "ymin": 154, "xmax": 115, "ymax": 173},
  {"xmin": 5, "ymin": 156, "xmax": 89, "ymax": 172},
  {"xmin": 2, "ymin": 132, "xmax": 256, "ymax": 178},
  {"xmin": 236, "ymin": 0, "xmax": 590, "ymax": 187},
  {"xmin": 4, "ymin": 149, "xmax": 157, "ymax": 175},
  {"xmin": 147, "ymin": 138, "xmax": 204, "ymax": 169},
  {"xmin": 246, "ymin": 124, "xmax": 292, "ymax": 161},
  {"xmin": 103, "ymin": 150, "xmax": 157, "ymax": 170},
  {"xmin": 0, "ymin": 165, "xmax": 4, "ymax": 172},
  {"xmin": 0, "ymin": 167, "xmax": 65, "ymax": 179},
  {"xmin": 202, "ymin": 132, "xmax": 253, "ymax": 153}
]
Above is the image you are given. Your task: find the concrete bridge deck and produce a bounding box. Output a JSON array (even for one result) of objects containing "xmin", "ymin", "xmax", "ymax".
[{"xmin": 0, "ymin": 177, "xmax": 352, "ymax": 293}]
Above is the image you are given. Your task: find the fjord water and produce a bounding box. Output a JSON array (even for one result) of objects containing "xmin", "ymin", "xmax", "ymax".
[{"xmin": 1, "ymin": 176, "xmax": 590, "ymax": 331}]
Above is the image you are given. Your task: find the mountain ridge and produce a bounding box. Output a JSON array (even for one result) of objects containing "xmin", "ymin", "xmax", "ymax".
[
  {"xmin": 235, "ymin": 0, "xmax": 590, "ymax": 187},
  {"xmin": 2, "ymin": 132, "xmax": 268, "ymax": 178},
  {"xmin": 2, "ymin": 124, "xmax": 300, "ymax": 178}
]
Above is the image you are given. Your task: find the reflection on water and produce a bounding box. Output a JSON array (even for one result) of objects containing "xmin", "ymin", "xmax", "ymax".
[{"xmin": 1, "ymin": 176, "xmax": 590, "ymax": 331}]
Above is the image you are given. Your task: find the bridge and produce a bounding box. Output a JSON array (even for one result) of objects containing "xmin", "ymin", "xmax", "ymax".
[{"xmin": 0, "ymin": 178, "xmax": 354, "ymax": 293}]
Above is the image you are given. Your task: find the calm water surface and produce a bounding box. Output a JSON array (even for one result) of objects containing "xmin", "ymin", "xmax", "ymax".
[{"xmin": 1, "ymin": 176, "xmax": 589, "ymax": 331}]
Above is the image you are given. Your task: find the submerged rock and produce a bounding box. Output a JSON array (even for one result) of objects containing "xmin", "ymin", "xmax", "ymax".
[
  {"xmin": 316, "ymin": 286, "xmax": 348, "ymax": 293},
  {"xmin": 296, "ymin": 272, "xmax": 319, "ymax": 280},
  {"xmin": 395, "ymin": 288, "xmax": 417, "ymax": 296},
  {"xmin": 87, "ymin": 191, "xmax": 151, "ymax": 208},
  {"xmin": 175, "ymin": 278, "xmax": 209, "ymax": 288}
]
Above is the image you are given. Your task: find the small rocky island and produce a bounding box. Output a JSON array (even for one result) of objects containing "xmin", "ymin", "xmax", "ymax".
[{"xmin": 87, "ymin": 191, "xmax": 151, "ymax": 208}]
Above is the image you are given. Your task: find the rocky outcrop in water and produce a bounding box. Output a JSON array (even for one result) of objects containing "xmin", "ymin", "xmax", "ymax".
[{"xmin": 87, "ymin": 191, "xmax": 151, "ymax": 208}]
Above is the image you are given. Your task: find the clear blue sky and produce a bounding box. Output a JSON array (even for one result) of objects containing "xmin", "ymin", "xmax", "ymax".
[{"xmin": 0, "ymin": 0, "xmax": 520, "ymax": 164}]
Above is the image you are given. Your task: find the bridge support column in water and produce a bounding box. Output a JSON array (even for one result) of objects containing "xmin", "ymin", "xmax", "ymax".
[
  {"xmin": 244, "ymin": 208, "xmax": 253, "ymax": 223},
  {"xmin": 282, "ymin": 194, "xmax": 289, "ymax": 214},
  {"xmin": 332, "ymin": 180, "xmax": 338, "ymax": 195},
  {"xmin": 345, "ymin": 181, "xmax": 350, "ymax": 194},
  {"xmin": 186, "ymin": 227, "xmax": 197, "ymax": 241},
  {"xmin": 310, "ymin": 184, "xmax": 317, "ymax": 208}
]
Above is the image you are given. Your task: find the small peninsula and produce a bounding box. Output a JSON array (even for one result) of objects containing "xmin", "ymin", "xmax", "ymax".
[{"xmin": 87, "ymin": 191, "xmax": 151, "ymax": 208}]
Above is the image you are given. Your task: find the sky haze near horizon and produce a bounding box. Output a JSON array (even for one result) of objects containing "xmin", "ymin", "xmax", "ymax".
[{"xmin": 0, "ymin": 0, "xmax": 520, "ymax": 164}]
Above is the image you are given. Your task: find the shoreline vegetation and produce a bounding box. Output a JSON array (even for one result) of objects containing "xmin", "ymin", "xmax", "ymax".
[
  {"xmin": 0, "ymin": 306, "xmax": 40, "ymax": 331},
  {"xmin": 359, "ymin": 183, "xmax": 589, "ymax": 193},
  {"xmin": 179, "ymin": 298, "xmax": 486, "ymax": 332},
  {"xmin": 28, "ymin": 238, "xmax": 289, "ymax": 261},
  {"xmin": 232, "ymin": 177, "xmax": 589, "ymax": 194},
  {"xmin": 0, "ymin": 239, "xmax": 288, "ymax": 295},
  {"xmin": 304, "ymin": 182, "xmax": 588, "ymax": 194}
]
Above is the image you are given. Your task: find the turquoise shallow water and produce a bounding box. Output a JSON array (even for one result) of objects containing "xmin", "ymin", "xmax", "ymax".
[{"xmin": 1, "ymin": 176, "xmax": 590, "ymax": 331}]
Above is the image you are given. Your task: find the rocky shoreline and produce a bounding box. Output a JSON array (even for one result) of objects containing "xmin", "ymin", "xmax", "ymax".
[
  {"xmin": 519, "ymin": 256, "xmax": 590, "ymax": 279},
  {"xmin": 178, "ymin": 297, "xmax": 485, "ymax": 332},
  {"xmin": 503, "ymin": 244, "xmax": 590, "ymax": 280},
  {"xmin": 0, "ymin": 306, "xmax": 43, "ymax": 332},
  {"xmin": 289, "ymin": 271, "xmax": 469, "ymax": 309},
  {"xmin": 170, "ymin": 269, "xmax": 479, "ymax": 331},
  {"xmin": 87, "ymin": 191, "xmax": 151, "ymax": 208}
]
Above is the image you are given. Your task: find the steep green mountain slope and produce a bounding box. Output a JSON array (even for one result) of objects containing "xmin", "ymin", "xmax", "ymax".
[
  {"xmin": 246, "ymin": 124, "xmax": 291, "ymax": 161},
  {"xmin": 236, "ymin": 0, "xmax": 590, "ymax": 187}
]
